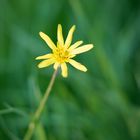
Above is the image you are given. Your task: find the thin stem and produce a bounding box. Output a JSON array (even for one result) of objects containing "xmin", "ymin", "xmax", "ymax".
[{"xmin": 23, "ymin": 68, "xmax": 58, "ymax": 140}]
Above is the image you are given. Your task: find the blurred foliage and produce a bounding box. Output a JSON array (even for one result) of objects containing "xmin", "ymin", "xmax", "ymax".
[{"xmin": 0, "ymin": 0, "xmax": 140, "ymax": 140}]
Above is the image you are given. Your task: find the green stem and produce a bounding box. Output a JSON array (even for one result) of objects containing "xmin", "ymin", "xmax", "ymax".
[{"xmin": 23, "ymin": 68, "xmax": 58, "ymax": 140}]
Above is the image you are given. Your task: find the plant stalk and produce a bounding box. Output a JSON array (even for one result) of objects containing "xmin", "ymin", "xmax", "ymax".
[{"xmin": 23, "ymin": 68, "xmax": 58, "ymax": 140}]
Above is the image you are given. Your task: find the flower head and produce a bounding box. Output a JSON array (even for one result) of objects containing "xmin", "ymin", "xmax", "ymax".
[{"xmin": 36, "ymin": 24, "xmax": 93, "ymax": 77}]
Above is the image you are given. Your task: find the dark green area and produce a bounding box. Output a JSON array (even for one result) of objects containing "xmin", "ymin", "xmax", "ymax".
[{"xmin": 0, "ymin": 0, "xmax": 140, "ymax": 139}]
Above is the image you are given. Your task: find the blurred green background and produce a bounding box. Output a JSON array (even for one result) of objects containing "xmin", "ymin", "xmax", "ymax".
[{"xmin": 0, "ymin": 0, "xmax": 140, "ymax": 140}]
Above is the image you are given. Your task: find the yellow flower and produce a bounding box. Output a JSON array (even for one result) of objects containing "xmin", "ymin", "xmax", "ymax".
[{"xmin": 36, "ymin": 24, "xmax": 94, "ymax": 77}]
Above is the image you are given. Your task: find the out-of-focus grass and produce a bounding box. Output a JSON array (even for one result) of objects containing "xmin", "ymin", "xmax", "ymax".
[{"xmin": 0, "ymin": 0, "xmax": 140, "ymax": 140}]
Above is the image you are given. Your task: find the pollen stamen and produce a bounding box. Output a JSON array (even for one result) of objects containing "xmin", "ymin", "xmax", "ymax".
[{"xmin": 53, "ymin": 47, "xmax": 70, "ymax": 63}]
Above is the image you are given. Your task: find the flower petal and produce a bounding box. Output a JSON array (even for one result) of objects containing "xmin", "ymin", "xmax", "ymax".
[
  {"xmin": 38, "ymin": 59, "xmax": 55, "ymax": 68},
  {"xmin": 57, "ymin": 24, "xmax": 64, "ymax": 46},
  {"xmin": 53, "ymin": 62, "xmax": 60, "ymax": 70},
  {"xmin": 35, "ymin": 53, "xmax": 52, "ymax": 60},
  {"xmin": 68, "ymin": 40, "xmax": 83, "ymax": 51},
  {"xmin": 61, "ymin": 63, "xmax": 68, "ymax": 77},
  {"xmin": 65, "ymin": 25, "xmax": 76, "ymax": 48},
  {"xmin": 39, "ymin": 32, "xmax": 56, "ymax": 50},
  {"xmin": 69, "ymin": 59, "xmax": 87, "ymax": 72},
  {"xmin": 69, "ymin": 54, "xmax": 76, "ymax": 59},
  {"xmin": 72, "ymin": 44, "xmax": 93, "ymax": 55}
]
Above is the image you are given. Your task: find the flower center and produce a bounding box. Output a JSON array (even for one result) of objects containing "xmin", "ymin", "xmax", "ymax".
[{"xmin": 53, "ymin": 47, "xmax": 70, "ymax": 63}]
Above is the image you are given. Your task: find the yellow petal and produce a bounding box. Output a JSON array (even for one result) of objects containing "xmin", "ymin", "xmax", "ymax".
[
  {"xmin": 39, "ymin": 32, "xmax": 56, "ymax": 50},
  {"xmin": 53, "ymin": 62, "xmax": 60, "ymax": 70},
  {"xmin": 69, "ymin": 59, "xmax": 87, "ymax": 72},
  {"xmin": 65, "ymin": 25, "xmax": 76, "ymax": 48},
  {"xmin": 35, "ymin": 53, "xmax": 52, "ymax": 60},
  {"xmin": 68, "ymin": 40, "xmax": 83, "ymax": 51},
  {"xmin": 57, "ymin": 24, "xmax": 64, "ymax": 46},
  {"xmin": 72, "ymin": 44, "xmax": 93, "ymax": 55},
  {"xmin": 38, "ymin": 59, "xmax": 55, "ymax": 68},
  {"xmin": 69, "ymin": 54, "xmax": 76, "ymax": 59},
  {"xmin": 61, "ymin": 63, "xmax": 68, "ymax": 77}
]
